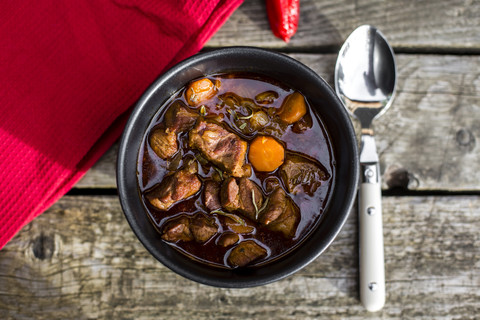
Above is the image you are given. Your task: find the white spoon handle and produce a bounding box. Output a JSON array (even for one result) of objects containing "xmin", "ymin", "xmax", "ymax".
[{"xmin": 359, "ymin": 179, "xmax": 385, "ymax": 312}]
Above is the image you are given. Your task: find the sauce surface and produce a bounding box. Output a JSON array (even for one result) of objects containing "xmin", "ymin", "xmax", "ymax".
[{"xmin": 137, "ymin": 73, "xmax": 335, "ymax": 268}]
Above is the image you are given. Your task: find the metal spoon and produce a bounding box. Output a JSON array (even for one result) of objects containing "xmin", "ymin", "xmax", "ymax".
[{"xmin": 334, "ymin": 25, "xmax": 397, "ymax": 312}]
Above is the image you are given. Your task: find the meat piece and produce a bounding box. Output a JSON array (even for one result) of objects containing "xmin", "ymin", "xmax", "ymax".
[
  {"xmin": 237, "ymin": 178, "xmax": 264, "ymax": 221},
  {"xmin": 164, "ymin": 101, "xmax": 198, "ymax": 132},
  {"xmin": 161, "ymin": 216, "xmax": 193, "ymax": 242},
  {"xmin": 258, "ymin": 187, "xmax": 287, "ymax": 225},
  {"xmin": 258, "ymin": 187, "xmax": 299, "ymax": 238},
  {"xmin": 227, "ymin": 241, "xmax": 267, "ymax": 267},
  {"xmin": 189, "ymin": 120, "xmax": 251, "ymax": 177},
  {"xmin": 161, "ymin": 213, "xmax": 218, "ymax": 243},
  {"xmin": 220, "ymin": 177, "xmax": 240, "ymax": 212},
  {"xmin": 280, "ymin": 153, "xmax": 328, "ymax": 196},
  {"xmin": 220, "ymin": 177, "xmax": 264, "ymax": 221},
  {"xmin": 190, "ymin": 213, "xmax": 218, "ymax": 243},
  {"xmin": 149, "ymin": 101, "xmax": 198, "ymax": 159},
  {"xmin": 266, "ymin": 198, "xmax": 300, "ymax": 238},
  {"xmin": 203, "ymin": 180, "xmax": 221, "ymax": 211},
  {"xmin": 291, "ymin": 112, "xmax": 313, "ymax": 133},
  {"xmin": 149, "ymin": 127, "xmax": 177, "ymax": 159},
  {"xmin": 145, "ymin": 165, "xmax": 201, "ymax": 211},
  {"xmin": 217, "ymin": 232, "xmax": 239, "ymax": 247}
]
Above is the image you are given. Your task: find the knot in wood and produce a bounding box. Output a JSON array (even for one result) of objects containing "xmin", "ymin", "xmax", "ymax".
[
  {"xmin": 384, "ymin": 165, "xmax": 418, "ymax": 190},
  {"xmin": 455, "ymin": 128, "xmax": 475, "ymax": 151},
  {"xmin": 32, "ymin": 233, "xmax": 54, "ymax": 260}
]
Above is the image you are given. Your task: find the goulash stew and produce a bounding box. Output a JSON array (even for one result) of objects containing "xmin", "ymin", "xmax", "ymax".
[{"xmin": 137, "ymin": 73, "xmax": 335, "ymax": 268}]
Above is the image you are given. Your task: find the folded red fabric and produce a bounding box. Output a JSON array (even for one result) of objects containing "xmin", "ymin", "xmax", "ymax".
[{"xmin": 0, "ymin": 0, "xmax": 242, "ymax": 249}]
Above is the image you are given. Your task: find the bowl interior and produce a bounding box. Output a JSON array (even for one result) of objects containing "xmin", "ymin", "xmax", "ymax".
[{"xmin": 117, "ymin": 47, "xmax": 359, "ymax": 288}]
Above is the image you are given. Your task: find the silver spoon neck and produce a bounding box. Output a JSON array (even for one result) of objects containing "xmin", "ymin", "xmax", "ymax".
[{"xmin": 359, "ymin": 134, "xmax": 379, "ymax": 165}]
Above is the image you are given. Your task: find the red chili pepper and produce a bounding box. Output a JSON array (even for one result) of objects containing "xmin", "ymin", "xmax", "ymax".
[{"xmin": 266, "ymin": 0, "xmax": 300, "ymax": 43}]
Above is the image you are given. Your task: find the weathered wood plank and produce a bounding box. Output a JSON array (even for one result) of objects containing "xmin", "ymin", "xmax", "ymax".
[
  {"xmin": 1, "ymin": 195, "xmax": 479, "ymax": 319},
  {"xmin": 292, "ymin": 53, "xmax": 480, "ymax": 192},
  {"xmin": 77, "ymin": 54, "xmax": 480, "ymax": 191},
  {"xmin": 206, "ymin": 0, "xmax": 480, "ymax": 51},
  {"xmin": 78, "ymin": 142, "xmax": 119, "ymax": 189}
]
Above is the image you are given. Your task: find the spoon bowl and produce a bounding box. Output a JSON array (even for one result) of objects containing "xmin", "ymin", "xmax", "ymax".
[{"xmin": 335, "ymin": 25, "xmax": 396, "ymax": 129}]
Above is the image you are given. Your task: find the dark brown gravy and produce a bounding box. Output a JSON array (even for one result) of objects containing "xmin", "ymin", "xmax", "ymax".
[{"xmin": 137, "ymin": 73, "xmax": 335, "ymax": 268}]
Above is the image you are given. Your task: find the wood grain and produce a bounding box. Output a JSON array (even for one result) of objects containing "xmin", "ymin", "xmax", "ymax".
[
  {"xmin": 78, "ymin": 142, "xmax": 118, "ymax": 189},
  {"xmin": 206, "ymin": 0, "xmax": 480, "ymax": 51},
  {"xmin": 0, "ymin": 195, "xmax": 478, "ymax": 319},
  {"xmin": 77, "ymin": 54, "xmax": 480, "ymax": 191},
  {"xmin": 4, "ymin": 1, "xmax": 480, "ymax": 319}
]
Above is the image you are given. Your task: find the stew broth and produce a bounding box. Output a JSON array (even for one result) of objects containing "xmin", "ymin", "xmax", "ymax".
[{"xmin": 137, "ymin": 73, "xmax": 335, "ymax": 268}]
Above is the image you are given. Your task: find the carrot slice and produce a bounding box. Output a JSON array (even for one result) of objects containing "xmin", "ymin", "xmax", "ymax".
[{"xmin": 248, "ymin": 136, "xmax": 285, "ymax": 172}]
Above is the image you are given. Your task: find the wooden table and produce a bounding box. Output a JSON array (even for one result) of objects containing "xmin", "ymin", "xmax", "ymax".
[{"xmin": 1, "ymin": 1, "xmax": 479, "ymax": 318}]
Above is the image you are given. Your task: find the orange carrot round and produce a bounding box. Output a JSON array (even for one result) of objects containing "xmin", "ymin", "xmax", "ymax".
[{"xmin": 248, "ymin": 136, "xmax": 285, "ymax": 172}]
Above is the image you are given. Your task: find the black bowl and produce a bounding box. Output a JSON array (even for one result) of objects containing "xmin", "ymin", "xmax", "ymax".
[{"xmin": 117, "ymin": 47, "xmax": 359, "ymax": 288}]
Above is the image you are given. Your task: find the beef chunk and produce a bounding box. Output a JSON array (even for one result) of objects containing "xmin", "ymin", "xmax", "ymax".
[
  {"xmin": 266, "ymin": 198, "xmax": 300, "ymax": 238},
  {"xmin": 280, "ymin": 153, "xmax": 328, "ymax": 196},
  {"xmin": 258, "ymin": 187, "xmax": 287, "ymax": 225},
  {"xmin": 161, "ymin": 216, "xmax": 193, "ymax": 242},
  {"xmin": 145, "ymin": 165, "xmax": 201, "ymax": 211},
  {"xmin": 164, "ymin": 101, "xmax": 198, "ymax": 132},
  {"xmin": 220, "ymin": 177, "xmax": 240, "ymax": 212},
  {"xmin": 149, "ymin": 128, "xmax": 177, "ymax": 159},
  {"xmin": 203, "ymin": 180, "xmax": 221, "ymax": 211},
  {"xmin": 291, "ymin": 112, "xmax": 313, "ymax": 134},
  {"xmin": 149, "ymin": 102, "xmax": 198, "ymax": 159},
  {"xmin": 190, "ymin": 213, "xmax": 218, "ymax": 243},
  {"xmin": 220, "ymin": 177, "xmax": 264, "ymax": 221},
  {"xmin": 227, "ymin": 241, "xmax": 267, "ymax": 267},
  {"xmin": 217, "ymin": 232, "xmax": 239, "ymax": 247},
  {"xmin": 189, "ymin": 120, "xmax": 251, "ymax": 177},
  {"xmin": 161, "ymin": 213, "xmax": 218, "ymax": 244},
  {"xmin": 237, "ymin": 178, "xmax": 264, "ymax": 220},
  {"xmin": 258, "ymin": 187, "xmax": 299, "ymax": 238}
]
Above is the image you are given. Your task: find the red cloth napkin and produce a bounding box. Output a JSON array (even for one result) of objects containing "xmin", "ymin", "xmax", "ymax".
[{"xmin": 0, "ymin": 0, "xmax": 243, "ymax": 249}]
